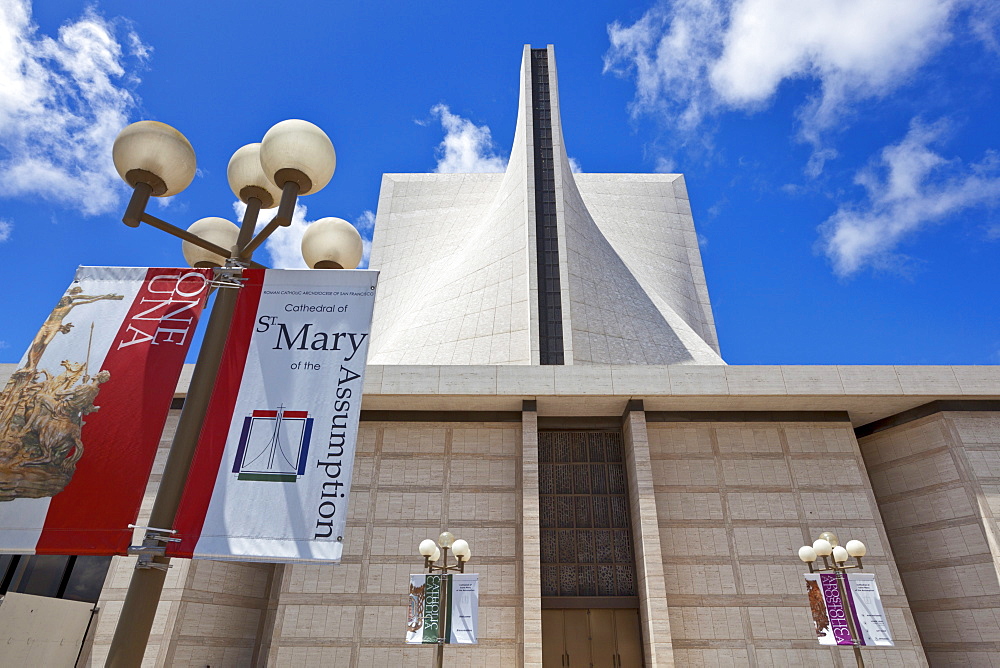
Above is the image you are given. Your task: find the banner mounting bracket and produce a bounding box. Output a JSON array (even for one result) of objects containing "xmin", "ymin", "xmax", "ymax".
[{"xmin": 128, "ymin": 525, "xmax": 180, "ymax": 570}]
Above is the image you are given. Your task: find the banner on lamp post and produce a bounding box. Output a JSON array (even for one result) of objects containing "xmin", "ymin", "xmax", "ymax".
[
  {"xmin": 804, "ymin": 572, "xmax": 893, "ymax": 646},
  {"xmin": 406, "ymin": 573, "xmax": 479, "ymax": 645},
  {"xmin": 0, "ymin": 267, "xmax": 211, "ymax": 555},
  {"xmin": 168, "ymin": 268, "xmax": 378, "ymax": 563}
]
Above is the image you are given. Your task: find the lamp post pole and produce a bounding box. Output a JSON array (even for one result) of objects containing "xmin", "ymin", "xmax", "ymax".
[
  {"xmin": 797, "ymin": 531, "xmax": 869, "ymax": 668},
  {"xmin": 104, "ymin": 120, "xmax": 362, "ymax": 667},
  {"xmin": 417, "ymin": 532, "xmax": 472, "ymax": 668}
]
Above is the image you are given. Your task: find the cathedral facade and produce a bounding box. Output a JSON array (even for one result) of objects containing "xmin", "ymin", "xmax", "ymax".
[{"xmin": 3, "ymin": 45, "xmax": 999, "ymax": 667}]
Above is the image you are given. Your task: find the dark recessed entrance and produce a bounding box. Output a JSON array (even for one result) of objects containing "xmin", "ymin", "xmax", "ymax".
[{"xmin": 538, "ymin": 430, "xmax": 644, "ymax": 666}]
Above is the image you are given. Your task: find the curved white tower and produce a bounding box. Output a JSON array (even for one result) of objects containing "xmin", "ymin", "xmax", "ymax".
[{"xmin": 368, "ymin": 45, "xmax": 723, "ymax": 366}]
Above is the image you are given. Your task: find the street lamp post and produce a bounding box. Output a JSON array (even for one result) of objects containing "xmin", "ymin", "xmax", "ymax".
[
  {"xmin": 797, "ymin": 531, "xmax": 869, "ymax": 668},
  {"xmin": 417, "ymin": 531, "xmax": 472, "ymax": 668},
  {"xmin": 104, "ymin": 119, "xmax": 363, "ymax": 667}
]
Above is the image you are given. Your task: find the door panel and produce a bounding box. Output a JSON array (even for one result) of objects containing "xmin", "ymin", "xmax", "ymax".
[
  {"xmin": 589, "ymin": 608, "xmax": 616, "ymax": 668},
  {"xmin": 614, "ymin": 608, "xmax": 644, "ymax": 667},
  {"xmin": 542, "ymin": 610, "xmax": 565, "ymax": 667},
  {"xmin": 542, "ymin": 608, "xmax": 644, "ymax": 667},
  {"xmin": 563, "ymin": 609, "xmax": 592, "ymax": 668}
]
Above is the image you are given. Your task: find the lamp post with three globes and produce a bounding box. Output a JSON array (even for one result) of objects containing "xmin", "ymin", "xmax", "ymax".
[
  {"xmin": 797, "ymin": 531, "xmax": 869, "ymax": 668},
  {"xmin": 417, "ymin": 531, "xmax": 472, "ymax": 668},
  {"xmin": 105, "ymin": 118, "xmax": 363, "ymax": 667}
]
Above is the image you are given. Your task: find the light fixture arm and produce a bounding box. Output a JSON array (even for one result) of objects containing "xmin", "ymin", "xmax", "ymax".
[
  {"xmin": 238, "ymin": 216, "xmax": 281, "ymax": 260},
  {"xmin": 422, "ymin": 542, "xmax": 469, "ymax": 574},
  {"xmin": 236, "ymin": 181, "xmax": 303, "ymax": 260},
  {"xmin": 121, "ymin": 184, "xmax": 268, "ymax": 269},
  {"xmin": 273, "ymin": 180, "xmax": 301, "ymax": 227},
  {"xmin": 236, "ymin": 196, "xmax": 262, "ymax": 250},
  {"xmin": 123, "ymin": 181, "xmax": 153, "ymax": 228}
]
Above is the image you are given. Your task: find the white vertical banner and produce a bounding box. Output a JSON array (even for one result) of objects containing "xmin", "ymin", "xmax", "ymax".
[
  {"xmin": 168, "ymin": 268, "xmax": 378, "ymax": 563},
  {"xmin": 846, "ymin": 572, "xmax": 894, "ymax": 646},
  {"xmin": 449, "ymin": 573, "xmax": 480, "ymax": 644}
]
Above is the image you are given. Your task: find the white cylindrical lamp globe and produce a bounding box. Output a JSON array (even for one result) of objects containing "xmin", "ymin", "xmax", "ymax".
[
  {"xmin": 301, "ymin": 217, "xmax": 363, "ymax": 269},
  {"xmin": 419, "ymin": 539, "xmax": 437, "ymax": 557},
  {"xmin": 451, "ymin": 539, "xmax": 470, "ymax": 559},
  {"xmin": 227, "ymin": 143, "xmax": 283, "ymax": 209},
  {"xmin": 812, "ymin": 539, "xmax": 833, "ymax": 557},
  {"xmin": 845, "ymin": 540, "xmax": 867, "ymax": 558},
  {"xmin": 182, "ymin": 217, "xmax": 239, "ymax": 268},
  {"xmin": 259, "ymin": 119, "xmax": 336, "ymax": 195},
  {"xmin": 113, "ymin": 121, "xmax": 197, "ymax": 196}
]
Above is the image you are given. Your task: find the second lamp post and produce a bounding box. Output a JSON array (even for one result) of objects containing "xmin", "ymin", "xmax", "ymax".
[{"xmin": 417, "ymin": 531, "xmax": 472, "ymax": 668}]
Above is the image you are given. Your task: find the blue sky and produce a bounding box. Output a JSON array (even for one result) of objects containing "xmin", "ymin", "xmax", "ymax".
[{"xmin": 1, "ymin": 0, "xmax": 998, "ymax": 365}]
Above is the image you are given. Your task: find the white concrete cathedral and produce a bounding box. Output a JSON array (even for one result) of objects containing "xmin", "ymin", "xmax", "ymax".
[
  {"xmin": 3, "ymin": 44, "xmax": 1000, "ymax": 668},
  {"xmin": 368, "ymin": 45, "xmax": 722, "ymax": 367}
]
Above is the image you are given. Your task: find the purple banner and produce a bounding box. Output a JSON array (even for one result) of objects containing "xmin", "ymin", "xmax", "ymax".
[{"xmin": 819, "ymin": 573, "xmax": 855, "ymax": 646}]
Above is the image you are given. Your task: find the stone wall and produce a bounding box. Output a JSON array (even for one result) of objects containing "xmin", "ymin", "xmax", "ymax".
[
  {"xmin": 85, "ymin": 404, "xmax": 1000, "ymax": 666},
  {"xmin": 264, "ymin": 421, "xmax": 524, "ymax": 666},
  {"xmin": 860, "ymin": 411, "xmax": 1000, "ymax": 665},
  {"xmin": 647, "ymin": 419, "xmax": 926, "ymax": 666}
]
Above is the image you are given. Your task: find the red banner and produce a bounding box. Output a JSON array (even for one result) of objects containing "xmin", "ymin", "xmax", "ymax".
[{"xmin": 0, "ymin": 267, "xmax": 210, "ymax": 555}]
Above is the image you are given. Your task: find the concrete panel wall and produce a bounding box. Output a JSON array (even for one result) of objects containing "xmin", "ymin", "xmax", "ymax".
[
  {"xmin": 264, "ymin": 421, "xmax": 524, "ymax": 667},
  {"xmin": 648, "ymin": 420, "xmax": 926, "ymax": 666},
  {"xmin": 860, "ymin": 411, "xmax": 1000, "ymax": 665}
]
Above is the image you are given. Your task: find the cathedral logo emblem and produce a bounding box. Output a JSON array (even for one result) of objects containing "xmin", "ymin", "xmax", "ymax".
[{"xmin": 232, "ymin": 406, "xmax": 313, "ymax": 482}]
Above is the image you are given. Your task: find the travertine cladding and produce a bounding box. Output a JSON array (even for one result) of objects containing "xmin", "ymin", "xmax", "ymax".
[
  {"xmin": 264, "ymin": 422, "xmax": 525, "ymax": 667},
  {"xmin": 521, "ymin": 412, "xmax": 543, "ymax": 668},
  {"xmin": 366, "ymin": 45, "xmax": 722, "ymax": 366},
  {"xmin": 647, "ymin": 420, "xmax": 927, "ymax": 666},
  {"xmin": 623, "ymin": 411, "xmax": 675, "ymax": 666},
  {"xmin": 859, "ymin": 412, "xmax": 1000, "ymax": 665}
]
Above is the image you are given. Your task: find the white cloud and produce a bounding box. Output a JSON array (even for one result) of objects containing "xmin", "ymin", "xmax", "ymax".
[
  {"xmin": 0, "ymin": 1, "xmax": 147, "ymax": 215},
  {"xmin": 356, "ymin": 209, "xmax": 375, "ymax": 234},
  {"xmin": 356, "ymin": 209, "xmax": 375, "ymax": 269},
  {"xmin": 654, "ymin": 156, "xmax": 677, "ymax": 173},
  {"xmin": 233, "ymin": 202, "xmax": 372, "ymax": 270},
  {"xmin": 819, "ymin": 118, "xmax": 1000, "ymax": 275},
  {"xmin": 0, "ymin": 219, "xmax": 11, "ymax": 242},
  {"xmin": 568, "ymin": 157, "xmax": 582, "ymax": 173},
  {"xmin": 429, "ymin": 104, "xmax": 507, "ymax": 173},
  {"xmin": 970, "ymin": 2, "xmax": 1000, "ymax": 52},
  {"xmin": 605, "ymin": 0, "xmax": 963, "ymax": 163}
]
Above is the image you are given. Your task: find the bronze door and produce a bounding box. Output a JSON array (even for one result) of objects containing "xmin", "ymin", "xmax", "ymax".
[{"xmin": 542, "ymin": 608, "xmax": 643, "ymax": 667}]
